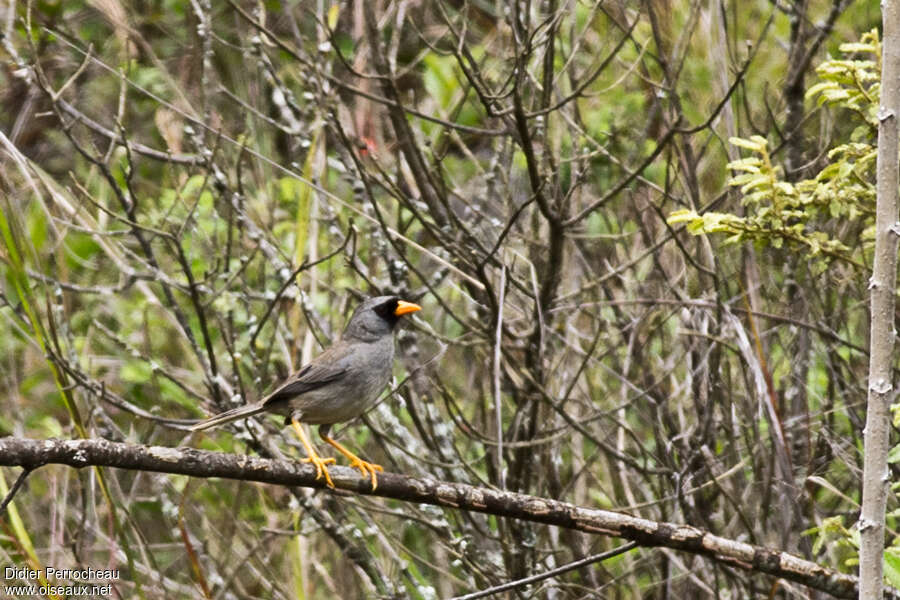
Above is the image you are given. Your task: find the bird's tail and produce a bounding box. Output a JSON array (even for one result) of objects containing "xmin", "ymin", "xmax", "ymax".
[{"xmin": 189, "ymin": 403, "xmax": 267, "ymax": 431}]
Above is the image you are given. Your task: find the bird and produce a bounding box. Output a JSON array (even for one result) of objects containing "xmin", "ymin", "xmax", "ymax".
[{"xmin": 190, "ymin": 295, "xmax": 421, "ymax": 490}]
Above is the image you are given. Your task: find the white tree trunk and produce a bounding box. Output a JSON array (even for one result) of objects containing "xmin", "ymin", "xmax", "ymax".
[{"xmin": 859, "ymin": 3, "xmax": 900, "ymax": 598}]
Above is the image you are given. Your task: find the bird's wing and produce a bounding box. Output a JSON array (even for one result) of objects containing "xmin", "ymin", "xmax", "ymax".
[{"xmin": 261, "ymin": 342, "xmax": 352, "ymax": 407}]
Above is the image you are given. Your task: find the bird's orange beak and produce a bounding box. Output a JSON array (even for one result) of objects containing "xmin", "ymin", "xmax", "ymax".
[{"xmin": 394, "ymin": 300, "xmax": 421, "ymax": 316}]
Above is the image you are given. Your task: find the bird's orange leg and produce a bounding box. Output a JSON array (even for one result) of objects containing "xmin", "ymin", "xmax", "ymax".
[
  {"xmin": 319, "ymin": 429, "xmax": 383, "ymax": 491},
  {"xmin": 291, "ymin": 418, "xmax": 336, "ymax": 488}
]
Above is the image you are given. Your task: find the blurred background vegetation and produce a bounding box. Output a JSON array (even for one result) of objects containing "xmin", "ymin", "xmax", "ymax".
[{"xmin": 0, "ymin": 0, "xmax": 893, "ymax": 597}]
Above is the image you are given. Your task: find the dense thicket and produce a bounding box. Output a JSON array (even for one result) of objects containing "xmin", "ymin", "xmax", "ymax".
[{"xmin": 0, "ymin": 0, "xmax": 889, "ymax": 597}]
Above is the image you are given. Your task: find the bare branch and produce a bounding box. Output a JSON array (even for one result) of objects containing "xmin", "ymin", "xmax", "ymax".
[{"xmin": 0, "ymin": 436, "xmax": 877, "ymax": 600}]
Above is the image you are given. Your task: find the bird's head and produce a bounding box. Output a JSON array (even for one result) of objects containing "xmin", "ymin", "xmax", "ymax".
[{"xmin": 343, "ymin": 295, "xmax": 421, "ymax": 340}]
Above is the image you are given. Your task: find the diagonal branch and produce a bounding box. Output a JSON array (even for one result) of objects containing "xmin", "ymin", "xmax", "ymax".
[{"xmin": 0, "ymin": 436, "xmax": 883, "ymax": 599}]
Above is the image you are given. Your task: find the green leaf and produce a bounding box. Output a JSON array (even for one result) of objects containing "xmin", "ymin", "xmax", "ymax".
[
  {"xmin": 886, "ymin": 548, "xmax": 900, "ymax": 588},
  {"xmin": 181, "ymin": 174, "xmax": 207, "ymax": 200},
  {"xmin": 327, "ymin": 3, "xmax": 340, "ymax": 29},
  {"xmin": 806, "ymin": 81, "xmax": 840, "ymax": 101},
  {"xmin": 729, "ymin": 136, "xmax": 767, "ymax": 153},
  {"xmin": 774, "ymin": 181, "xmax": 795, "ymax": 195},
  {"xmin": 666, "ymin": 209, "xmax": 698, "ymax": 225},
  {"xmin": 838, "ymin": 42, "xmax": 877, "ymax": 54},
  {"xmin": 685, "ymin": 220, "xmax": 706, "ymax": 234},
  {"xmin": 121, "ymin": 360, "xmax": 153, "ymax": 384},
  {"xmin": 726, "ymin": 158, "xmax": 763, "ymax": 172},
  {"xmin": 728, "ymin": 173, "xmax": 761, "ymax": 186},
  {"xmin": 888, "ymin": 444, "xmax": 900, "ymax": 464},
  {"xmin": 739, "ymin": 176, "xmax": 770, "ymax": 194},
  {"xmin": 821, "ymin": 88, "xmax": 851, "ymax": 102},
  {"xmin": 0, "ymin": 472, "xmax": 42, "ymax": 577}
]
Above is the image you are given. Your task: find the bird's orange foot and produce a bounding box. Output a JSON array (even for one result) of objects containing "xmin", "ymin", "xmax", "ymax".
[
  {"xmin": 301, "ymin": 455, "xmax": 337, "ymax": 488},
  {"xmin": 346, "ymin": 457, "xmax": 384, "ymax": 491}
]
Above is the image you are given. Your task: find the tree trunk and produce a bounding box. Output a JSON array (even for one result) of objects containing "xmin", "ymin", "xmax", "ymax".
[{"xmin": 859, "ymin": 4, "xmax": 900, "ymax": 598}]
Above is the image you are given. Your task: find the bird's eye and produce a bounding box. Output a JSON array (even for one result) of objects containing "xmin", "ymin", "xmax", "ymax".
[{"xmin": 373, "ymin": 298, "xmax": 399, "ymax": 320}]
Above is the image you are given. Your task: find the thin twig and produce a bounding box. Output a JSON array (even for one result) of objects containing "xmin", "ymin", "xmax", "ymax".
[
  {"xmin": 0, "ymin": 468, "xmax": 32, "ymax": 517},
  {"xmin": 493, "ymin": 265, "xmax": 506, "ymax": 490},
  {"xmin": 451, "ymin": 542, "xmax": 638, "ymax": 600}
]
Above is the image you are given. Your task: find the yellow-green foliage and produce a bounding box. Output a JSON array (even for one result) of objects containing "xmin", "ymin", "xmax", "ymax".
[{"xmin": 668, "ymin": 29, "xmax": 882, "ymax": 269}]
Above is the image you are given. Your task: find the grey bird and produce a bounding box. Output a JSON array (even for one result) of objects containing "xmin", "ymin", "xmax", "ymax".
[{"xmin": 190, "ymin": 295, "xmax": 421, "ymax": 489}]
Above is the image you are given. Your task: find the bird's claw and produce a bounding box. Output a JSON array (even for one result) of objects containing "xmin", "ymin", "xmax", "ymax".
[
  {"xmin": 347, "ymin": 457, "xmax": 384, "ymax": 491},
  {"xmin": 301, "ymin": 455, "xmax": 337, "ymax": 488}
]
